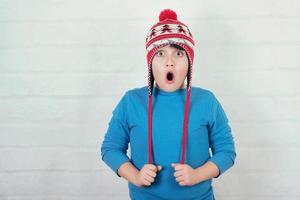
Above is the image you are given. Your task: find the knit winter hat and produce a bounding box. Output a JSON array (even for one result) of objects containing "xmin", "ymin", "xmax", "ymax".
[{"xmin": 145, "ymin": 9, "xmax": 195, "ymax": 165}]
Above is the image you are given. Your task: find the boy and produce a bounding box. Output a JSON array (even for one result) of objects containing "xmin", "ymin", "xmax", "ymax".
[{"xmin": 100, "ymin": 9, "xmax": 236, "ymax": 200}]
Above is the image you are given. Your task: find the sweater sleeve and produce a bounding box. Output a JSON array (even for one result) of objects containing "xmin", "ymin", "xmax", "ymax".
[
  {"xmin": 207, "ymin": 93, "xmax": 236, "ymax": 178},
  {"xmin": 100, "ymin": 91, "xmax": 131, "ymax": 177}
]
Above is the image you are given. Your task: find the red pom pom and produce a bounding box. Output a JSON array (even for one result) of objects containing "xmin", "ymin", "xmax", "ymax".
[{"xmin": 159, "ymin": 9, "xmax": 177, "ymax": 21}]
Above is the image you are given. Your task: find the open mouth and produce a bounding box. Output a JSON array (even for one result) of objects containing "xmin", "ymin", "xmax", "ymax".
[{"xmin": 166, "ymin": 71, "xmax": 175, "ymax": 83}]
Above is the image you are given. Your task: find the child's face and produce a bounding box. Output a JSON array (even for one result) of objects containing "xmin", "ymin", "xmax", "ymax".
[{"xmin": 152, "ymin": 44, "xmax": 189, "ymax": 92}]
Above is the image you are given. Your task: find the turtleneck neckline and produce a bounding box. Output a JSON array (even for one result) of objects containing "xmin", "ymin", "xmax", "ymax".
[{"xmin": 153, "ymin": 85, "xmax": 186, "ymax": 96}]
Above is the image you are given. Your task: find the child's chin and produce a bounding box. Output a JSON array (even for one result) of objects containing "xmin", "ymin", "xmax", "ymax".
[{"xmin": 157, "ymin": 83, "xmax": 182, "ymax": 92}]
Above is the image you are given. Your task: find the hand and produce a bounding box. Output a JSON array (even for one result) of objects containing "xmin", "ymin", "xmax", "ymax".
[
  {"xmin": 134, "ymin": 164, "xmax": 162, "ymax": 187},
  {"xmin": 171, "ymin": 163, "xmax": 199, "ymax": 186}
]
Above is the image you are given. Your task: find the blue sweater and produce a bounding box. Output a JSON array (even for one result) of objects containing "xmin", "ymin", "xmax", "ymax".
[{"xmin": 100, "ymin": 86, "xmax": 236, "ymax": 200}]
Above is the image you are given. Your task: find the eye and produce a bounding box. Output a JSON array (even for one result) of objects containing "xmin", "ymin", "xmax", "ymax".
[
  {"xmin": 176, "ymin": 50, "xmax": 185, "ymax": 57},
  {"xmin": 156, "ymin": 51, "xmax": 164, "ymax": 57}
]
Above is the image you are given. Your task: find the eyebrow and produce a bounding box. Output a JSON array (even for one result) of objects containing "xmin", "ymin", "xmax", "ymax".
[{"xmin": 158, "ymin": 48, "xmax": 185, "ymax": 52}]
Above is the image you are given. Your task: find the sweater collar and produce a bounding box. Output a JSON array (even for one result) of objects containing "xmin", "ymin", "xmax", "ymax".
[{"xmin": 153, "ymin": 85, "xmax": 186, "ymax": 96}]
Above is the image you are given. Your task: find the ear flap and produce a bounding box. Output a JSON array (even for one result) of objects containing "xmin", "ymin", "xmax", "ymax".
[
  {"xmin": 148, "ymin": 65, "xmax": 155, "ymax": 96},
  {"xmin": 187, "ymin": 65, "xmax": 191, "ymax": 87}
]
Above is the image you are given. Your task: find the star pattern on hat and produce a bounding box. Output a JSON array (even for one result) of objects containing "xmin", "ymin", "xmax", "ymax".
[
  {"xmin": 149, "ymin": 28, "xmax": 157, "ymax": 40},
  {"xmin": 147, "ymin": 24, "xmax": 192, "ymax": 43},
  {"xmin": 161, "ymin": 24, "xmax": 172, "ymax": 34}
]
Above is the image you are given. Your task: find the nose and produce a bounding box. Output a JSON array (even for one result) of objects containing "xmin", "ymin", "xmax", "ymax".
[{"xmin": 166, "ymin": 55, "xmax": 174, "ymax": 67}]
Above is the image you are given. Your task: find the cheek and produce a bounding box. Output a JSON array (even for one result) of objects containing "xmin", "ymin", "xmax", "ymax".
[
  {"xmin": 178, "ymin": 68, "xmax": 188, "ymax": 80},
  {"xmin": 152, "ymin": 58, "xmax": 162, "ymax": 69},
  {"xmin": 151, "ymin": 63, "xmax": 163, "ymax": 80},
  {"xmin": 177, "ymin": 60, "xmax": 189, "ymax": 77}
]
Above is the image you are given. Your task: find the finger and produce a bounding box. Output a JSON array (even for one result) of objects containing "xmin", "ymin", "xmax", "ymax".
[
  {"xmin": 178, "ymin": 181, "xmax": 186, "ymax": 186},
  {"xmin": 176, "ymin": 176, "xmax": 184, "ymax": 182},
  {"xmin": 146, "ymin": 164, "xmax": 156, "ymax": 171},
  {"xmin": 175, "ymin": 166, "xmax": 183, "ymax": 171},
  {"xmin": 144, "ymin": 174, "xmax": 154, "ymax": 183},
  {"xmin": 174, "ymin": 171, "xmax": 183, "ymax": 178},
  {"xmin": 171, "ymin": 163, "xmax": 183, "ymax": 171},
  {"xmin": 173, "ymin": 165, "xmax": 183, "ymax": 171},
  {"xmin": 157, "ymin": 165, "xmax": 163, "ymax": 171},
  {"xmin": 143, "ymin": 179, "xmax": 151, "ymax": 186},
  {"xmin": 145, "ymin": 169, "xmax": 156, "ymax": 178},
  {"xmin": 171, "ymin": 163, "xmax": 177, "ymax": 168}
]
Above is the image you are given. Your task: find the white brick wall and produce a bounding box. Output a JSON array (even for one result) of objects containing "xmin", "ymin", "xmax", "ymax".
[{"xmin": 0, "ymin": 0, "xmax": 299, "ymax": 199}]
